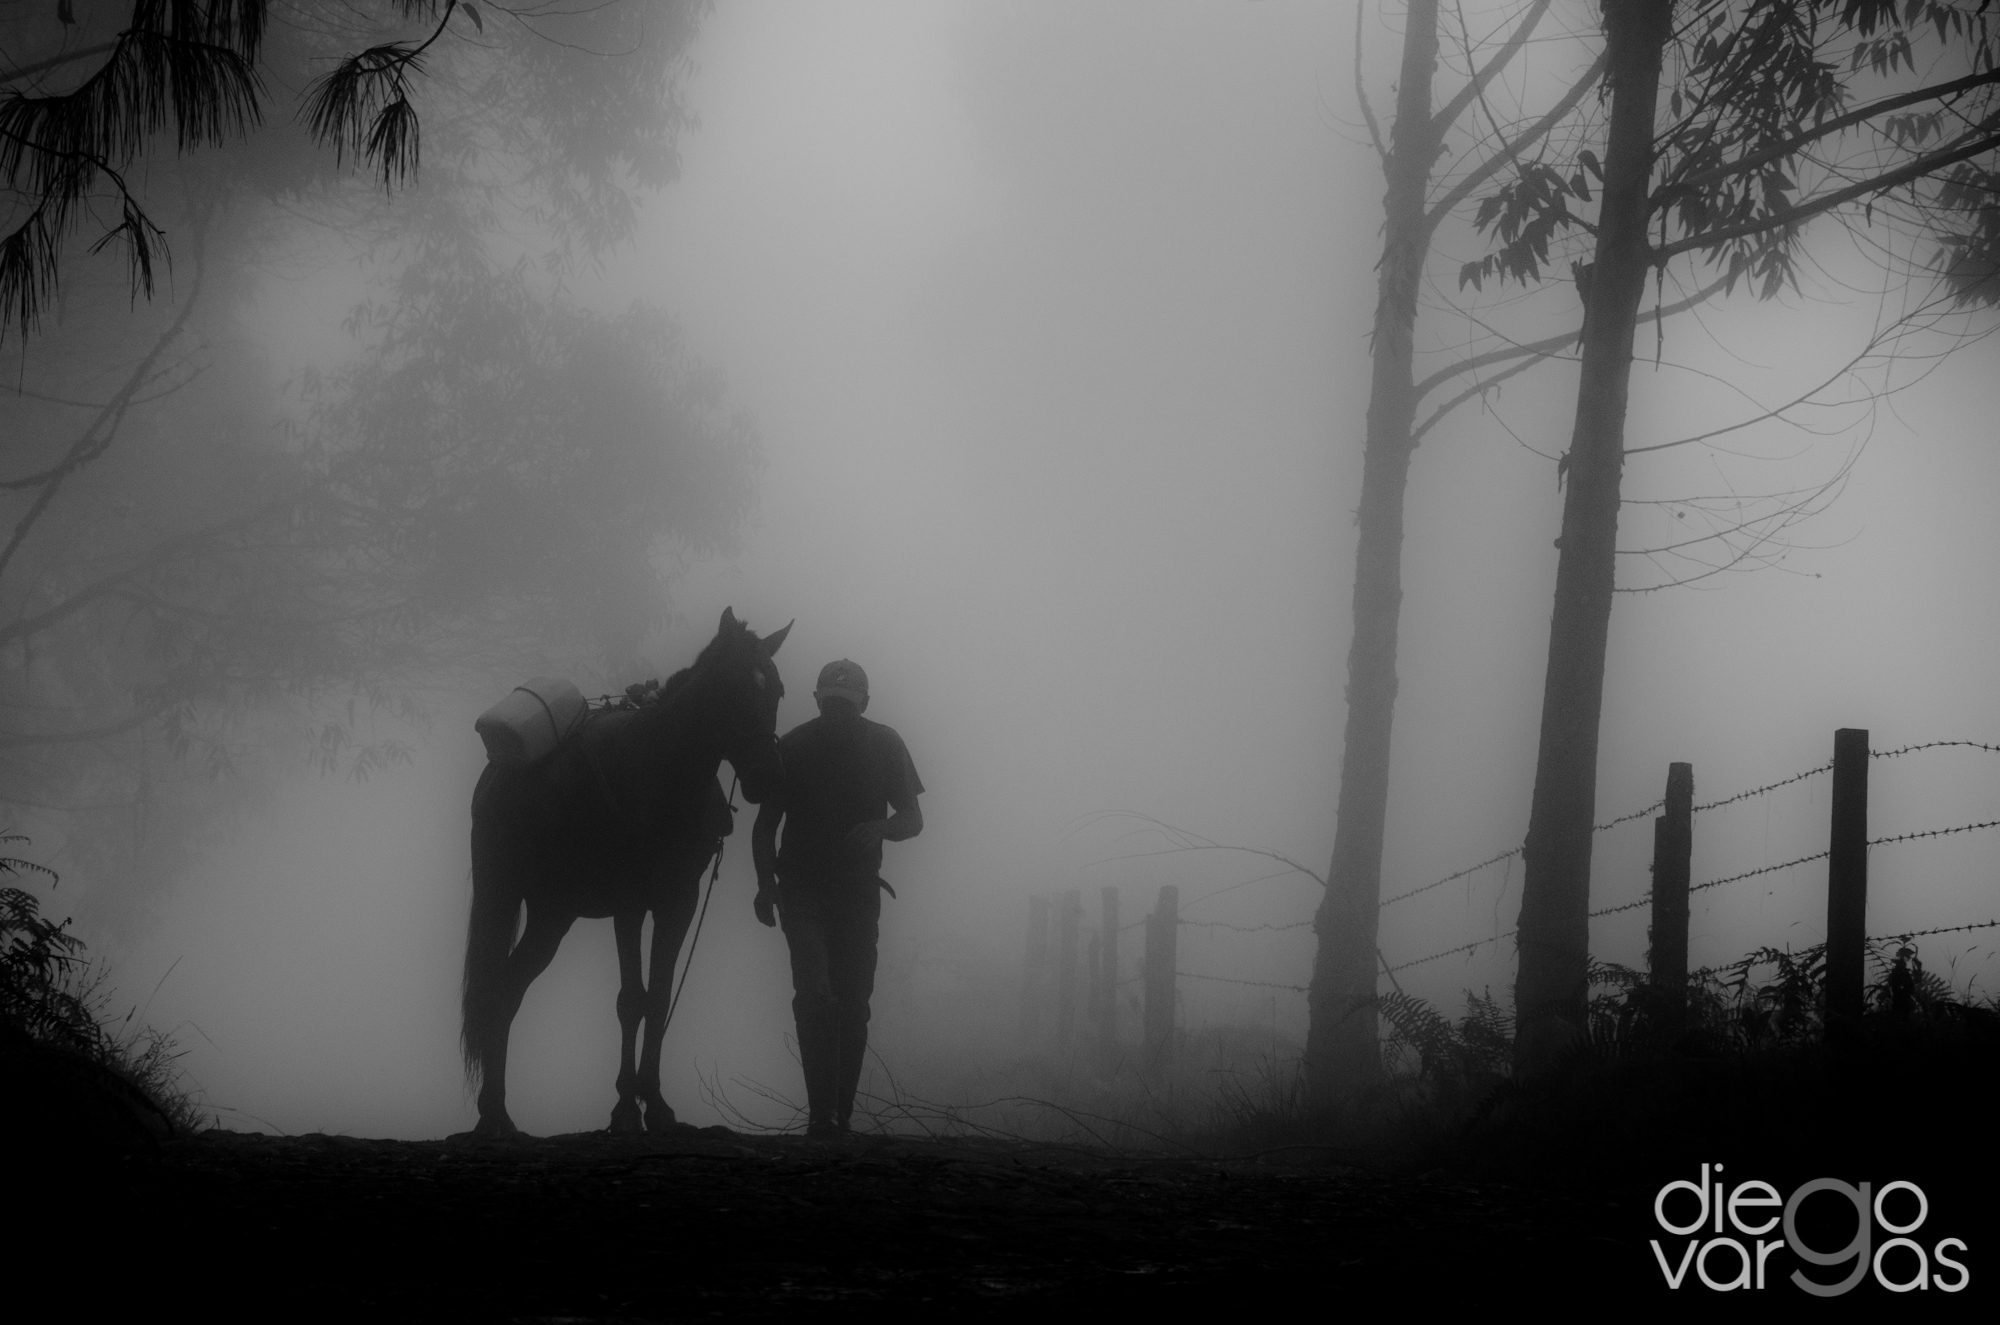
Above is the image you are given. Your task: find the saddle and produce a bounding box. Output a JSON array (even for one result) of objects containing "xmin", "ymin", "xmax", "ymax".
[
  {"xmin": 474, "ymin": 677, "xmax": 587, "ymax": 768},
  {"xmin": 475, "ymin": 676, "xmax": 733, "ymax": 846}
]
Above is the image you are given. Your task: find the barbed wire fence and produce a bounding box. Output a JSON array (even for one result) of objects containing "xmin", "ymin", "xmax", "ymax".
[{"xmin": 1034, "ymin": 738, "xmax": 2000, "ymax": 1019}]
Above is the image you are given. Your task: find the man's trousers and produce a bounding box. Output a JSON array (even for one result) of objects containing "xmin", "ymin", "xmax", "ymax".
[{"xmin": 777, "ymin": 877, "xmax": 882, "ymax": 1128}]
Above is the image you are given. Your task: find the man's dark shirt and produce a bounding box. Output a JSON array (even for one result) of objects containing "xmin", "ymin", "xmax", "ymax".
[{"xmin": 774, "ymin": 715, "xmax": 923, "ymax": 881}]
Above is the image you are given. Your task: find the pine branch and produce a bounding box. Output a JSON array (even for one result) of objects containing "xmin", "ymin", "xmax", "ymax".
[
  {"xmin": 0, "ymin": 1, "xmax": 265, "ymax": 342},
  {"xmin": 300, "ymin": 0, "xmax": 460, "ymax": 190}
]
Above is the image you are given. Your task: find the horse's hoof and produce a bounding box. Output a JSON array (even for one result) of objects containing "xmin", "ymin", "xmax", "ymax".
[
  {"xmin": 608, "ymin": 1101, "xmax": 645, "ymax": 1135},
  {"xmin": 644, "ymin": 1100, "xmax": 678, "ymax": 1135},
  {"xmin": 469, "ymin": 1113, "xmax": 522, "ymax": 1140}
]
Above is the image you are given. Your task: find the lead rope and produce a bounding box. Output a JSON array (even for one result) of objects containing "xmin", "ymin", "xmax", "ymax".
[{"xmin": 664, "ymin": 773, "xmax": 737, "ymax": 1031}]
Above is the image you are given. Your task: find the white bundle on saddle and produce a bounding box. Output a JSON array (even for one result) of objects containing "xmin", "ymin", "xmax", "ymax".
[{"xmin": 474, "ymin": 677, "xmax": 587, "ymax": 768}]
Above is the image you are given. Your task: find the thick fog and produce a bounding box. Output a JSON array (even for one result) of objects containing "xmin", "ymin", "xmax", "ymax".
[{"xmin": 20, "ymin": 2, "xmax": 1998, "ymax": 1137}]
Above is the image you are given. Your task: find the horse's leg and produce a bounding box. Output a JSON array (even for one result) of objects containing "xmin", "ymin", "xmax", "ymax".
[
  {"xmin": 637, "ymin": 874, "xmax": 702, "ymax": 1134},
  {"xmin": 608, "ymin": 911, "xmax": 646, "ymax": 1134},
  {"xmin": 474, "ymin": 900, "xmax": 574, "ymax": 1138}
]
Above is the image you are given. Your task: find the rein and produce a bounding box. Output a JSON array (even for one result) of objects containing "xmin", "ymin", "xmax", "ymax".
[
  {"xmin": 572, "ymin": 681, "xmax": 763, "ymax": 1031},
  {"xmin": 664, "ymin": 774, "xmax": 736, "ymax": 1031}
]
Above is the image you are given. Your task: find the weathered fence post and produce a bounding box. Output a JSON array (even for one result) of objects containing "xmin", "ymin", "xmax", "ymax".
[
  {"xmin": 1098, "ymin": 886, "xmax": 1119, "ymax": 1060},
  {"xmin": 1143, "ymin": 884, "xmax": 1178, "ymax": 1071},
  {"xmin": 1056, "ymin": 889, "xmax": 1081, "ymax": 1052},
  {"xmin": 1022, "ymin": 894, "xmax": 1049, "ymax": 1046},
  {"xmin": 1086, "ymin": 931, "xmax": 1103, "ymax": 1047},
  {"xmin": 1826, "ymin": 727, "xmax": 1870, "ymax": 1023},
  {"xmin": 1648, "ymin": 761, "xmax": 1693, "ymax": 1026}
]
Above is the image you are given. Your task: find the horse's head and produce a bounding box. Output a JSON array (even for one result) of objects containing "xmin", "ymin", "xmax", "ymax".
[{"xmin": 703, "ymin": 606, "xmax": 791, "ymax": 803}]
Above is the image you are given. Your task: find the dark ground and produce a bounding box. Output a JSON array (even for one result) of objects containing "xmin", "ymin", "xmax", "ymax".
[{"xmin": 50, "ymin": 1126, "xmax": 1645, "ymax": 1319}]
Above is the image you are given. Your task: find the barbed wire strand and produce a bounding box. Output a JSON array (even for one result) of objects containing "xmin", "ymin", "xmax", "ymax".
[
  {"xmin": 1693, "ymin": 762, "xmax": 1831, "ymax": 813},
  {"xmin": 1178, "ymin": 971, "xmax": 1311, "ymax": 992},
  {"xmin": 1377, "ymin": 741, "xmax": 1999, "ymax": 915},
  {"xmin": 1872, "ymin": 740, "xmax": 2000, "ymax": 759},
  {"xmin": 1384, "ymin": 815, "xmax": 2000, "ymax": 973},
  {"xmin": 1584, "ymin": 817, "xmax": 2000, "ymax": 918},
  {"xmin": 1081, "ymin": 744, "xmax": 1998, "ymax": 964},
  {"xmin": 1385, "ymin": 912, "xmax": 2000, "ymax": 977},
  {"xmin": 1877, "ymin": 918, "xmax": 2000, "ymax": 941}
]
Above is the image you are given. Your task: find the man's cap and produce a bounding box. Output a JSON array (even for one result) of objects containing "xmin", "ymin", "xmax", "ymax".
[{"xmin": 814, "ymin": 658, "xmax": 869, "ymax": 705}]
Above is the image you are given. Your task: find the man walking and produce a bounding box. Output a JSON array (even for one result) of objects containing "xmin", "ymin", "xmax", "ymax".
[{"xmin": 752, "ymin": 658, "xmax": 924, "ymax": 1137}]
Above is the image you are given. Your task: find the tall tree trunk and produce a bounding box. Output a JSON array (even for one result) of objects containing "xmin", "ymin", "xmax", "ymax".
[
  {"xmin": 1511, "ymin": 0, "xmax": 1673, "ymax": 1074},
  {"xmin": 1305, "ymin": 0, "xmax": 1439, "ymax": 1096}
]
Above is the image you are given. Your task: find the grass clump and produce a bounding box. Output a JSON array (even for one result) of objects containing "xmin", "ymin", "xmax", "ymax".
[
  {"xmin": 1165, "ymin": 938, "xmax": 1999, "ymax": 1183},
  {"xmin": 1, "ymin": 835, "xmax": 210, "ymax": 1140}
]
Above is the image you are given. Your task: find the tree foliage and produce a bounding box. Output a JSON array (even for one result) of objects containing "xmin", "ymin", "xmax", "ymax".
[
  {"xmin": 1464, "ymin": 0, "xmax": 2000, "ymax": 306},
  {"xmin": 0, "ymin": 2, "xmax": 740, "ymax": 922},
  {"xmin": 2, "ymin": 1, "xmax": 705, "ymax": 341},
  {"xmin": 1475, "ymin": 0, "xmax": 2000, "ymax": 1071}
]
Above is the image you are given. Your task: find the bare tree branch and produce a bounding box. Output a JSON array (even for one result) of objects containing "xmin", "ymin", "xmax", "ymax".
[
  {"xmin": 1354, "ymin": 0, "xmax": 1388, "ymax": 168},
  {"xmin": 1, "ymin": 43, "xmax": 121, "ymax": 88},
  {"xmin": 1412, "ymin": 269, "xmax": 1728, "ymax": 400},
  {"xmin": 0, "ymin": 236, "xmax": 207, "ymax": 581},
  {"xmin": 1410, "ymin": 348, "xmax": 1542, "ymax": 444},
  {"xmin": 0, "ymin": 700, "xmax": 172, "ymax": 752},
  {"xmin": 0, "ymin": 479, "xmax": 317, "ymax": 652},
  {"xmin": 1430, "ymin": 0, "xmax": 1555, "ymax": 137},
  {"xmin": 1623, "ymin": 336, "xmax": 1888, "ymax": 458},
  {"xmin": 1426, "ymin": 51, "xmax": 1607, "ymax": 234}
]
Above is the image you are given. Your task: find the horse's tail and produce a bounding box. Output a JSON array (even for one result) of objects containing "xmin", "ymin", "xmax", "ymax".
[{"xmin": 462, "ymin": 820, "xmax": 523, "ymax": 1089}]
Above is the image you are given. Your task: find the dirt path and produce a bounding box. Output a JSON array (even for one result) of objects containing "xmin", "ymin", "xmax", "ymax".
[{"xmin": 60, "ymin": 1127, "xmax": 1648, "ymax": 1317}]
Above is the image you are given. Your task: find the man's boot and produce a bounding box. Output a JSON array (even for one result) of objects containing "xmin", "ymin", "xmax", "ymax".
[
  {"xmin": 834, "ymin": 1013, "xmax": 869, "ymax": 1131},
  {"xmin": 795, "ymin": 1001, "xmax": 840, "ymax": 1137}
]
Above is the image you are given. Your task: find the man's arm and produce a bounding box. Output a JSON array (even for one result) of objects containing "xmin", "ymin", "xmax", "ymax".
[
  {"xmin": 882, "ymin": 789, "xmax": 923, "ymax": 842},
  {"xmin": 751, "ymin": 797, "xmax": 783, "ymax": 927},
  {"xmin": 842, "ymin": 792, "xmax": 921, "ymax": 852}
]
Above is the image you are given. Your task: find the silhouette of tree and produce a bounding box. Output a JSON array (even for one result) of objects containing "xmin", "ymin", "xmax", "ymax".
[
  {"xmin": 1307, "ymin": 0, "xmax": 1604, "ymax": 1099},
  {"xmin": 1452, "ymin": 0, "xmax": 2000, "ymax": 1071}
]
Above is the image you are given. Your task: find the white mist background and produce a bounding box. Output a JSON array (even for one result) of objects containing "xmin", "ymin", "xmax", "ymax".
[{"xmin": 101, "ymin": 1, "xmax": 2000, "ymax": 1136}]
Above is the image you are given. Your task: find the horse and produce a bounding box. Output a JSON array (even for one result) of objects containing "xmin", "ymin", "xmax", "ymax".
[{"xmin": 462, "ymin": 608, "xmax": 790, "ymax": 1138}]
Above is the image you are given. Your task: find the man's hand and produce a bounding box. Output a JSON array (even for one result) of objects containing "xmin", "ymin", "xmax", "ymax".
[
  {"xmin": 844, "ymin": 820, "xmax": 888, "ymax": 852},
  {"xmin": 753, "ymin": 883, "xmax": 779, "ymax": 928}
]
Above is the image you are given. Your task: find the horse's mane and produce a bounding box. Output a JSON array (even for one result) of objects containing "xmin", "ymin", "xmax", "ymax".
[
  {"xmin": 596, "ymin": 618, "xmax": 753, "ymax": 712},
  {"xmin": 657, "ymin": 667, "xmax": 695, "ymax": 702}
]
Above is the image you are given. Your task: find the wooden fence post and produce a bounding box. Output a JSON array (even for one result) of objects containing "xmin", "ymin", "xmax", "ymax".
[
  {"xmin": 1056, "ymin": 889, "xmax": 1081, "ymax": 1052},
  {"xmin": 1022, "ymin": 894, "xmax": 1048, "ymax": 1047},
  {"xmin": 1144, "ymin": 884, "xmax": 1178, "ymax": 1071},
  {"xmin": 1826, "ymin": 727, "xmax": 1870, "ymax": 1023},
  {"xmin": 1098, "ymin": 886, "xmax": 1119, "ymax": 1059},
  {"xmin": 1086, "ymin": 932, "xmax": 1103, "ymax": 1049},
  {"xmin": 1648, "ymin": 761, "xmax": 1693, "ymax": 1026}
]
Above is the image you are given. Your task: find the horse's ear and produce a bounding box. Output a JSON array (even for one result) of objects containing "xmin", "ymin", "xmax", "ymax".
[
  {"xmin": 720, "ymin": 606, "xmax": 739, "ymax": 633},
  {"xmin": 760, "ymin": 620, "xmax": 793, "ymax": 656}
]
